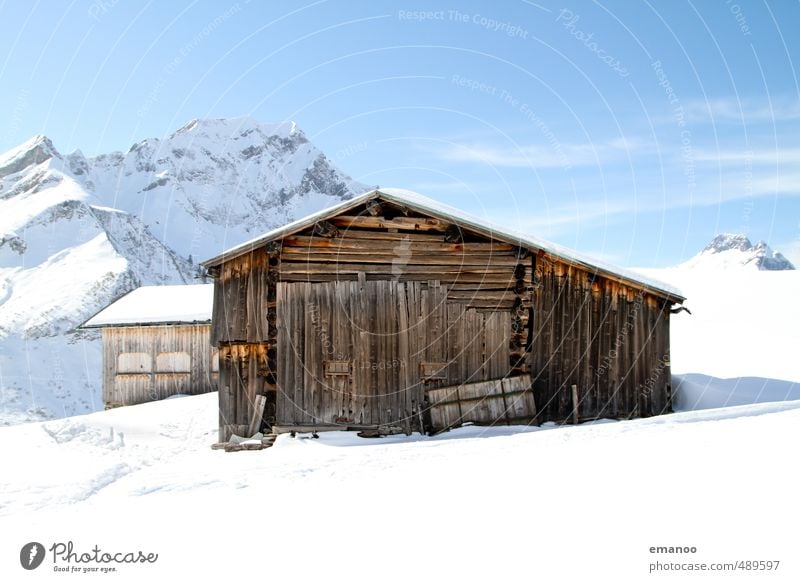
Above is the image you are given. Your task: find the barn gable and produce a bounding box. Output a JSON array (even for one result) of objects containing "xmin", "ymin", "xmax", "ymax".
[
  {"xmin": 203, "ymin": 188, "xmax": 683, "ymax": 302},
  {"xmin": 202, "ymin": 189, "xmax": 685, "ymax": 441}
]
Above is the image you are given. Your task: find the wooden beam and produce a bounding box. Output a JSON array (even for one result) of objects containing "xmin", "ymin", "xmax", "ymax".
[
  {"xmin": 330, "ymin": 215, "xmax": 450, "ymax": 231},
  {"xmin": 447, "ymin": 283, "xmax": 516, "ymax": 291},
  {"xmin": 248, "ymin": 394, "xmax": 266, "ymax": 436},
  {"xmin": 277, "ymin": 272, "xmax": 517, "ymax": 283},
  {"xmin": 450, "ymin": 299, "xmax": 516, "ymax": 309},
  {"xmin": 447, "ymin": 291, "xmax": 519, "ymax": 301},
  {"xmin": 280, "ymin": 253, "xmax": 519, "ymax": 267},
  {"xmin": 278, "ymin": 263, "xmax": 514, "ymax": 275},
  {"xmin": 426, "ymin": 387, "xmax": 535, "ymax": 407},
  {"xmin": 323, "ymin": 229, "xmax": 443, "ymax": 242},
  {"xmin": 282, "ymin": 236, "xmax": 515, "ymax": 253},
  {"xmin": 313, "ymin": 220, "xmax": 339, "ymax": 238},
  {"xmin": 571, "ymin": 384, "xmax": 579, "ymax": 425}
]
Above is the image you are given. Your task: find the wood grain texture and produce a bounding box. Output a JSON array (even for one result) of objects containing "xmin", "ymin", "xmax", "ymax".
[
  {"xmin": 529, "ymin": 259, "xmax": 671, "ymax": 423},
  {"xmin": 103, "ymin": 324, "xmax": 218, "ymax": 408},
  {"xmin": 273, "ymin": 279, "xmax": 514, "ymax": 430},
  {"xmin": 427, "ymin": 375, "xmax": 536, "ymax": 430}
]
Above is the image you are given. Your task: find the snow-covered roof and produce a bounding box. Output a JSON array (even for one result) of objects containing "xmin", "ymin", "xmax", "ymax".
[
  {"xmin": 201, "ymin": 188, "xmax": 684, "ymax": 301},
  {"xmin": 82, "ymin": 284, "xmax": 213, "ymax": 328}
]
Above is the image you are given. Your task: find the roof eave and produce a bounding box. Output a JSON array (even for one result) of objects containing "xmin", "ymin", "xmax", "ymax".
[{"xmin": 79, "ymin": 319, "xmax": 212, "ymax": 330}]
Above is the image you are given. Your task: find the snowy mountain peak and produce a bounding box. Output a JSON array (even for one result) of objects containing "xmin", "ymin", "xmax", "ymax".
[
  {"xmin": 82, "ymin": 116, "xmax": 364, "ymax": 258},
  {"xmin": 685, "ymin": 233, "xmax": 795, "ymax": 270},
  {"xmin": 169, "ymin": 116, "xmax": 301, "ymax": 141},
  {"xmin": 0, "ymin": 134, "xmax": 60, "ymax": 178},
  {"xmin": 704, "ymin": 233, "xmax": 752, "ymax": 253}
]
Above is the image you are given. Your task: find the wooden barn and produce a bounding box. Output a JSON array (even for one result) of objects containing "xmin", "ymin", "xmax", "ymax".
[
  {"xmin": 82, "ymin": 284, "xmax": 218, "ymax": 408},
  {"xmin": 201, "ymin": 188, "xmax": 685, "ymax": 441}
]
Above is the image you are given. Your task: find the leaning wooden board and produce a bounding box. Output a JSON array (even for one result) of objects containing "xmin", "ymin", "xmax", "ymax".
[{"xmin": 426, "ymin": 374, "xmax": 536, "ymax": 431}]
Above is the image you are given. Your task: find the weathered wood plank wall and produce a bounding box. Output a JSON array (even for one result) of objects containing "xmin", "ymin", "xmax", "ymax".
[
  {"xmin": 211, "ymin": 250, "xmax": 271, "ymax": 345},
  {"xmin": 212, "ymin": 248, "xmax": 280, "ymax": 441},
  {"xmin": 102, "ymin": 324, "xmax": 218, "ymax": 407},
  {"xmin": 530, "ymin": 258, "xmax": 672, "ymax": 423},
  {"xmin": 217, "ymin": 342, "xmax": 276, "ymax": 441}
]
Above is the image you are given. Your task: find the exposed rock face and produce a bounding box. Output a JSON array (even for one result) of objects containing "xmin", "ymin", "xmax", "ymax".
[
  {"xmin": 83, "ymin": 117, "xmax": 366, "ymax": 259},
  {"xmin": 704, "ymin": 233, "xmax": 754, "ymax": 254},
  {"xmin": 0, "ymin": 135, "xmax": 58, "ymax": 179}
]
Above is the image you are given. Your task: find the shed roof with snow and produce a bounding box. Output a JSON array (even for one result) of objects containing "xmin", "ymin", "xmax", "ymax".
[
  {"xmin": 81, "ymin": 284, "xmax": 217, "ymax": 409},
  {"xmin": 82, "ymin": 284, "xmax": 214, "ymax": 328}
]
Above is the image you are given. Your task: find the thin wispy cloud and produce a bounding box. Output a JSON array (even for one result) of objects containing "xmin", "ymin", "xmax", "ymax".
[
  {"xmin": 483, "ymin": 199, "xmax": 637, "ymax": 239},
  {"xmin": 695, "ymin": 147, "xmax": 800, "ymax": 164},
  {"xmin": 749, "ymin": 172, "xmax": 800, "ymax": 195},
  {"xmin": 650, "ymin": 168, "xmax": 800, "ymax": 207},
  {"xmin": 680, "ymin": 97, "xmax": 800, "ymax": 124},
  {"xmin": 433, "ymin": 137, "xmax": 649, "ymax": 169},
  {"xmin": 417, "ymin": 122, "xmax": 800, "ymax": 240},
  {"xmin": 507, "ymin": 168, "xmax": 800, "ymax": 231},
  {"xmin": 404, "ymin": 180, "xmax": 503, "ymax": 195}
]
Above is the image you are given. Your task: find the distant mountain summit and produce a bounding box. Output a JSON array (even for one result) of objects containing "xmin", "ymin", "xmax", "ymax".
[
  {"xmin": 0, "ymin": 134, "xmax": 58, "ymax": 177},
  {"xmin": 682, "ymin": 233, "xmax": 795, "ymax": 271},
  {"xmin": 704, "ymin": 233, "xmax": 753, "ymax": 253},
  {"xmin": 73, "ymin": 116, "xmax": 367, "ymax": 259}
]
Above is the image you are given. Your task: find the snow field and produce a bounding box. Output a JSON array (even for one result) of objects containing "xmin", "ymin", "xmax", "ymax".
[{"xmin": 1, "ymin": 392, "xmax": 799, "ymax": 580}]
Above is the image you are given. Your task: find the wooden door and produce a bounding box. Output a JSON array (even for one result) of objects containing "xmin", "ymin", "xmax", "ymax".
[{"xmin": 275, "ymin": 280, "xmax": 512, "ymax": 429}]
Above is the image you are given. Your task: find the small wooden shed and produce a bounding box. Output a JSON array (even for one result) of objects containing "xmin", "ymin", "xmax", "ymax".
[
  {"xmin": 201, "ymin": 189, "xmax": 685, "ymax": 441},
  {"xmin": 82, "ymin": 284, "xmax": 218, "ymax": 408}
]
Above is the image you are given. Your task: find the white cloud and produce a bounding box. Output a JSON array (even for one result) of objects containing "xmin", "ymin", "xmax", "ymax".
[
  {"xmin": 437, "ymin": 143, "xmax": 585, "ymax": 168},
  {"xmin": 482, "ymin": 199, "xmax": 636, "ymax": 239},
  {"xmin": 695, "ymin": 148, "xmax": 800, "ymax": 164},
  {"xmin": 668, "ymin": 172, "xmax": 800, "ymax": 208},
  {"xmin": 681, "ymin": 97, "xmax": 800, "ymax": 124},
  {"xmin": 750, "ymin": 172, "xmax": 800, "ymax": 195},
  {"xmin": 433, "ymin": 137, "xmax": 649, "ymax": 169},
  {"xmin": 422, "ymin": 130, "xmax": 800, "ymax": 225}
]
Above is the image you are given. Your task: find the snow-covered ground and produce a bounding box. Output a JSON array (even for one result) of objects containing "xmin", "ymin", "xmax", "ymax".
[
  {"xmin": 631, "ymin": 262, "xmax": 800, "ymax": 413},
  {"xmin": 1, "ymin": 392, "xmax": 798, "ymax": 580},
  {"xmin": 637, "ymin": 267, "xmax": 800, "ymax": 384},
  {"xmin": 0, "ymin": 333, "xmax": 101, "ymax": 425},
  {"xmin": 674, "ymin": 374, "xmax": 800, "ymax": 410}
]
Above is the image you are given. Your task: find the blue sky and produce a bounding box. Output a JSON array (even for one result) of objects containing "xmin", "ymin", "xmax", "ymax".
[{"xmin": 1, "ymin": 0, "xmax": 798, "ymax": 267}]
